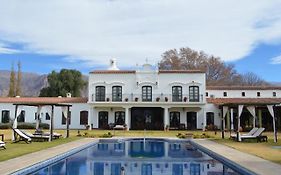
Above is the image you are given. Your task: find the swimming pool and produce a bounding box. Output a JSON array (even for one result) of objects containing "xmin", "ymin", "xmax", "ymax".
[{"xmin": 14, "ymin": 138, "xmax": 256, "ymax": 175}]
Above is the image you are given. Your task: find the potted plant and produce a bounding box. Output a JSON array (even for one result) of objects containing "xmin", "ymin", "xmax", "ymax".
[
  {"xmin": 106, "ymin": 97, "xmax": 110, "ymax": 102},
  {"xmin": 156, "ymin": 97, "xmax": 160, "ymax": 102},
  {"xmin": 165, "ymin": 125, "xmax": 169, "ymax": 131},
  {"xmin": 135, "ymin": 97, "xmax": 139, "ymax": 102},
  {"xmin": 125, "ymin": 98, "xmax": 128, "ymax": 102},
  {"xmin": 183, "ymin": 97, "xmax": 187, "ymax": 102},
  {"xmin": 123, "ymin": 124, "xmax": 128, "ymax": 130},
  {"xmin": 165, "ymin": 97, "xmax": 168, "ymax": 102}
]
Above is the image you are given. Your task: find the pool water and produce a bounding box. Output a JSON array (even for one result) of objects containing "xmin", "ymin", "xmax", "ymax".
[{"xmin": 32, "ymin": 138, "xmax": 243, "ymax": 175}]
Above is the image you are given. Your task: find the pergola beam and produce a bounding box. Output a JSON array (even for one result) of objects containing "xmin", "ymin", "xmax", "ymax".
[{"xmin": 12, "ymin": 102, "xmax": 72, "ymax": 142}]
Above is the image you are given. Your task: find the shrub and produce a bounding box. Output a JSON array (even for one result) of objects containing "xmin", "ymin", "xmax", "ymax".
[
  {"xmin": 0, "ymin": 123, "xmax": 12, "ymax": 129},
  {"xmin": 17, "ymin": 122, "xmax": 36, "ymax": 129},
  {"xmin": 205, "ymin": 124, "xmax": 218, "ymax": 131},
  {"xmin": 39, "ymin": 123, "xmax": 50, "ymax": 129}
]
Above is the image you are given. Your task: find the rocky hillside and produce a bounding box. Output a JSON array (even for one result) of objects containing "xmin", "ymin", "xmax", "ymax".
[
  {"xmin": 0, "ymin": 70, "xmax": 88, "ymax": 97},
  {"xmin": 0, "ymin": 70, "xmax": 48, "ymax": 97}
]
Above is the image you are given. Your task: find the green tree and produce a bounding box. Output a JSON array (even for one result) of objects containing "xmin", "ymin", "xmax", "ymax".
[
  {"xmin": 39, "ymin": 69, "xmax": 86, "ymax": 97},
  {"xmin": 8, "ymin": 63, "xmax": 16, "ymax": 97},
  {"xmin": 16, "ymin": 61, "xmax": 22, "ymax": 96}
]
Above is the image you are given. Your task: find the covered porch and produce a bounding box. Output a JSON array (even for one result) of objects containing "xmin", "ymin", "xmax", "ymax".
[
  {"xmin": 208, "ymin": 98, "xmax": 281, "ymax": 142},
  {"xmin": 88, "ymin": 103, "xmax": 206, "ymax": 131}
]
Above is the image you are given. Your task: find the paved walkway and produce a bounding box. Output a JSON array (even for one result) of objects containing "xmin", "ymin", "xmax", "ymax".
[
  {"xmin": 0, "ymin": 138, "xmax": 96, "ymax": 175},
  {"xmin": 193, "ymin": 139, "xmax": 281, "ymax": 175}
]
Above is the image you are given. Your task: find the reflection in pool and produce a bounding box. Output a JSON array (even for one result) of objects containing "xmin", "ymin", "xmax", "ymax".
[{"xmin": 33, "ymin": 138, "xmax": 241, "ymax": 175}]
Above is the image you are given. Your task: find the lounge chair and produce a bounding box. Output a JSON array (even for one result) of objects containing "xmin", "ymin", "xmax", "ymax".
[
  {"xmin": 20, "ymin": 130, "xmax": 49, "ymax": 142},
  {"xmin": 0, "ymin": 141, "xmax": 6, "ymax": 149},
  {"xmin": 13, "ymin": 128, "xmax": 32, "ymax": 143},
  {"xmin": 240, "ymin": 128, "xmax": 266, "ymax": 142},
  {"xmin": 34, "ymin": 130, "xmax": 62, "ymax": 139},
  {"xmin": 43, "ymin": 132, "xmax": 62, "ymax": 139},
  {"xmin": 231, "ymin": 127, "xmax": 258, "ymax": 138},
  {"xmin": 114, "ymin": 125, "xmax": 125, "ymax": 130}
]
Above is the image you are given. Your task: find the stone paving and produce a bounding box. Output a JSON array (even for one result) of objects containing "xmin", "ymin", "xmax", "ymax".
[
  {"xmin": 193, "ymin": 139, "xmax": 281, "ymax": 175},
  {"xmin": 0, "ymin": 138, "xmax": 96, "ymax": 175}
]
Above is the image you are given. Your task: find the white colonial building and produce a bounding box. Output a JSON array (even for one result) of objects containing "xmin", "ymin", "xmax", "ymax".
[{"xmin": 0, "ymin": 60, "xmax": 281, "ymax": 132}]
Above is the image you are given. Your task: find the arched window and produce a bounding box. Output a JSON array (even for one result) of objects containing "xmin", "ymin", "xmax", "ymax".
[
  {"xmin": 17, "ymin": 110, "xmax": 25, "ymax": 122},
  {"xmin": 95, "ymin": 86, "xmax": 106, "ymax": 101},
  {"xmin": 115, "ymin": 111, "xmax": 125, "ymax": 125},
  {"xmin": 142, "ymin": 86, "xmax": 152, "ymax": 102},
  {"xmin": 80, "ymin": 111, "xmax": 88, "ymax": 125},
  {"xmin": 1, "ymin": 110, "xmax": 10, "ymax": 123},
  {"xmin": 172, "ymin": 86, "xmax": 182, "ymax": 102},
  {"xmin": 112, "ymin": 86, "xmax": 122, "ymax": 101},
  {"xmin": 189, "ymin": 86, "xmax": 199, "ymax": 102},
  {"xmin": 206, "ymin": 112, "xmax": 214, "ymax": 125}
]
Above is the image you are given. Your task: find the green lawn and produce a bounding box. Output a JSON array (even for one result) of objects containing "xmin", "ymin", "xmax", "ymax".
[{"xmin": 1, "ymin": 129, "xmax": 281, "ymax": 165}]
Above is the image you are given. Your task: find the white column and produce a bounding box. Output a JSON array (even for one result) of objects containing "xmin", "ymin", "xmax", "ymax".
[
  {"xmin": 164, "ymin": 107, "xmax": 169, "ymax": 130},
  {"xmin": 125, "ymin": 107, "xmax": 129, "ymax": 131},
  {"xmin": 230, "ymin": 108, "xmax": 234, "ymax": 130},
  {"xmin": 202, "ymin": 109, "xmax": 206, "ymax": 131},
  {"xmin": 88, "ymin": 107, "xmax": 93, "ymax": 130},
  {"xmin": 125, "ymin": 141, "xmax": 129, "ymax": 157},
  {"xmin": 164, "ymin": 142, "xmax": 169, "ymax": 158}
]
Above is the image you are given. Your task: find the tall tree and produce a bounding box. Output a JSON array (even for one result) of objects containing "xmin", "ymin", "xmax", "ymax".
[
  {"xmin": 39, "ymin": 69, "xmax": 86, "ymax": 97},
  {"xmin": 16, "ymin": 61, "xmax": 22, "ymax": 96},
  {"xmin": 240, "ymin": 72, "xmax": 269, "ymax": 86},
  {"xmin": 159, "ymin": 47, "xmax": 268, "ymax": 86},
  {"xmin": 8, "ymin": 63, "xmax": 16, "ymax": 97}
]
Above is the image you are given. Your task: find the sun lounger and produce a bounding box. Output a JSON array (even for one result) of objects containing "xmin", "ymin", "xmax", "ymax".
[
  {"xmin": 20, "ymin": 130, "xmax": 49, "ymax": 142},
  {"xmin": 238, "ymin": 128, "xmax": 266, "ymax": 142},
  {"xmin": 13, "ymin": 128, "xmax": 32, "ymax": 143},
  {"xmin": 43, "ymin": 132, "xmax": 62, "ymax": 139},
  {"xmin": 231, "ymin": 127, "xmax": 258, "ymax": 138},
  {"xmin": 34, "ymin": 130, "xmax": 62, "ymax": 139},
  {"xmin": 114, "ymin": 125, "xmax": 125, "ymax": 130},
  {"xmin": 0, "ymin": 140, "xmax": 6, "ymax": 149}
]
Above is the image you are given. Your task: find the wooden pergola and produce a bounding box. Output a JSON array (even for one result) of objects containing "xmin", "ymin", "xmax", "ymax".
[
  {"xmin": 13, "ymin": 102, "xmax": 72, "ymax": 142},
  {"xmin": 208, "ymin": 98, "xmax": 281, "ymax": 143}
]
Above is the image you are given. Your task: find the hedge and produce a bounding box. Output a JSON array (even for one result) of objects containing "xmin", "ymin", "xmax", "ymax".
[{"xmin": 0, "ymin": 122, "xmax": 49, "ymax": 129}]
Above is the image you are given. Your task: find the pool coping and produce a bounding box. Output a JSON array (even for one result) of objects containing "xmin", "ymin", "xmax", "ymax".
[
  {"xmin": 193, "ymin": 139, "xmax": 281, "ymax": 175},
  {"xmin": 0, "ymin": 138, "xmax": 97, "ymax": 175},
  {"xmin": 3, "ymin": 137, "xmax": 278, "ymax": 175},
  {"xmin": 190, "ymin": 140, "xmax": 257, "ymax": 175}
]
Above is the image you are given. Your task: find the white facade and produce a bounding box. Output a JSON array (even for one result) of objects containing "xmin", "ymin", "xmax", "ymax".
[
  {"xmin": 88, "ymin": 64, "xmax": 207, "ymax": 130},
  {"xmin": 0, "ymin": 101, "xmax": 89, "ymax": 129},
  {"xmin": 1, "ymin": 62, "xmax": 281, "ymax": 131}
]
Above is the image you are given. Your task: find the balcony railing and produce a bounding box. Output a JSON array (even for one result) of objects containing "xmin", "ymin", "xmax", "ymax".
[{"xmin": 91, "ymin": 94, "xmax": 204, "ymax": 103}]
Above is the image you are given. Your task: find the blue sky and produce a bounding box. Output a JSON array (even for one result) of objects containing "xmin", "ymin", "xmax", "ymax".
[{"xmin": 0, "ymin": 0, "xmax": 281, "ymax": 82}]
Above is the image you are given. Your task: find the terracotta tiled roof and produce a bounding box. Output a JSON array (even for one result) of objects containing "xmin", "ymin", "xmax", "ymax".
[
  {"xmin": 158, "ymin": 70, "xmax": 205, "ymax": 73},
  {"xmin": 206, "ymin": 86, "xmax": 281, "ymax": 90},
  {"xmin": 207, "ymin": 98, "xmax": 281, "ymax": 105},
  {"xmin": 90, "ymin": 70, "xmax": 136, "ymax": 74},
  {"xmin": 0, "ymin": 97, "xmax": 88, "ymax": 104},
  {"xmin": 90, "ymin": 70, "xmax": 205, "ymax": 74}
]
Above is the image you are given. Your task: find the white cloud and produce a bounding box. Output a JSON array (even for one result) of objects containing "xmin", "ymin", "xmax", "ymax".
[
  {"xmin": 0, "ymin": 42, "xmax": 19, "ymax": 54},
  {"xmin": 270, "ymin": 55, "xmax": 281, "ymax": 64},
  {"xmin": 0, "ymin": 0, "xmax": 281, "ymax": 67}
]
